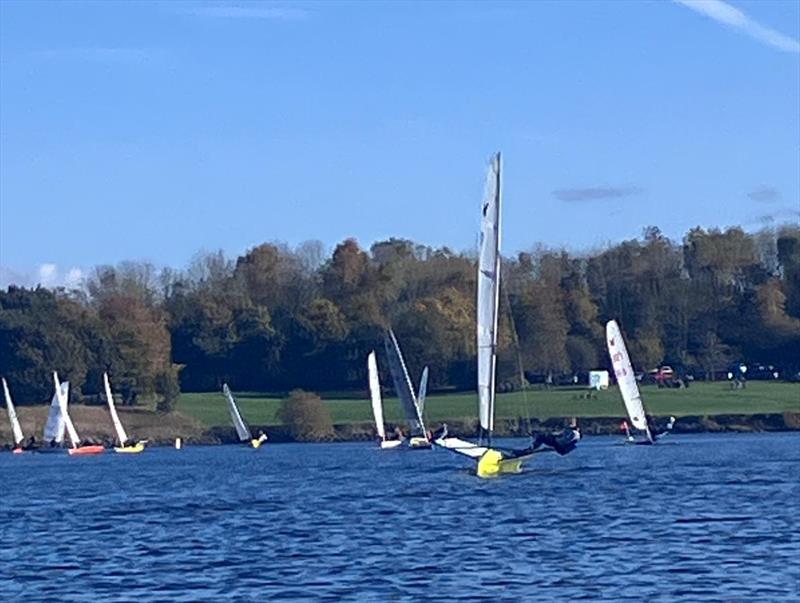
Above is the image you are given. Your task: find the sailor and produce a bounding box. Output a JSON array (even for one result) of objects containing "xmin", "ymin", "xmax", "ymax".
[
  {"xmin": 649, "ymin": 415, "xmax": 676, "ymax": 440},
  {"xmin": 529, "ymin": 425, "xmax": 581, "ymax": 456},
  {"xmin": 431, "ymin": 423, "xmax": 449, "ymax": 441}
]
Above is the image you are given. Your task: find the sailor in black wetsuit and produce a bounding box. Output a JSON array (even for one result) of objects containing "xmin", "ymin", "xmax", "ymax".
[{"xmin": 528, "ymin": 425, "xmax": 581, "ymax": 456}]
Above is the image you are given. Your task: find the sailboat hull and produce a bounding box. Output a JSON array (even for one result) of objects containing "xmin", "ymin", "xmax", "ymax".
[
  {"xmin": 115, "ymin": 442, "xmax": 145, "ymax": 454},
  {"xmin": 476, "ymin": 449, "xmax": 533, "ymax": 478},
  {"xmin": 380, "ymin": 439, "xmax": 403, "ymax": 450},
  {"xmin": 68, "ymin": 445, "xmax": 105, "ymax": 456},
  {"xmin": 408, "ymin": 436, "xmax": 432, "ymax": 450},
  {"xmin": 11, "ymin": 447, "xmax": 25, "ymax": 454}
]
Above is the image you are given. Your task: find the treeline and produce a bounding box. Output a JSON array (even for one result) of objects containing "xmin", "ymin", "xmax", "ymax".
[{"xmin": 1, "ymin": 225, "xmax": 799, "ymax": 407}]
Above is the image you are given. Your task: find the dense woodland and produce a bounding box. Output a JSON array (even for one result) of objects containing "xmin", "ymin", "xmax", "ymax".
[{"xmin": 1, "ymin": 225, "xmax": 799, "ymax": 408}]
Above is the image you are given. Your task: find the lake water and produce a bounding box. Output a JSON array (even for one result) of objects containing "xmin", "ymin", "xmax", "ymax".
[{"xmin": 1, "ymin": 433, "xmax": 798, "ymax": 601}]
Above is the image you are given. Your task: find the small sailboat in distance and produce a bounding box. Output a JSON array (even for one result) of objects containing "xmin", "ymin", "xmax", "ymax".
[
  {"xmin": 383, "ymin": 329, "xmax": 431, "ymax": 449},
  {"xmin": 104, "ymin": 373, "xmax": 145, "ymax": 453},
  {"xmin": 223, "ymin": 384, "xmax": 267, "ymax": 448},
  {"xmin": 3, "ymin": 378, "xmax": 26, "ymax": 453},
  {"xmin": 434, "ymin": 153, "xmax": 580, "ymax": 477},
  {"xmin": 53, "ymin": 372, "xmax": 105, "ymax": 456},
  {"xmin": 367, "ymin": 350, "xmax": 403, "ymax": 449},
  {"xmin": 606, "ymin": 319, "xmax": 674, "ymax": 445}
]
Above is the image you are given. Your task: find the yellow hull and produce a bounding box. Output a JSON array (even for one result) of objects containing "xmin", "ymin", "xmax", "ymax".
[
  {"xmin": 250, "ymin": 434, "xmax": 268, "ymax": 449},
  {"xmin": 476, "ymin": 449, "xmax": 530, "ymax": 478},
  {"xmin": 115, "ymin": 443, "xmax": 145, "ymax": 454}
]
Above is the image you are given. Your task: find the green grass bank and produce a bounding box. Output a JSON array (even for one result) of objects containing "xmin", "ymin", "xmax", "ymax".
[{"xmin": 178, "ymin": 381, "xmax": 800, "ymax": 428}]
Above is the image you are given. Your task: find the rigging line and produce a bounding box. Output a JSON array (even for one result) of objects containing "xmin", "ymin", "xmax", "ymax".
[{"xmin": 501, "ymin": 276, "xmax": 532, "ymax": 436}]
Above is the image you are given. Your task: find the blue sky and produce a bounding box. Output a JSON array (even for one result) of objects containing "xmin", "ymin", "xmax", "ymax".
[{"xmin": 1, "ymin": 0, "xmax": 798, "ymax": 287}]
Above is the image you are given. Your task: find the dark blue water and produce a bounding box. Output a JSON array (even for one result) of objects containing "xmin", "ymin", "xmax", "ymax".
[{"xmin": 1, "ymin": 433, "xmax": 798, "ymax": 602}]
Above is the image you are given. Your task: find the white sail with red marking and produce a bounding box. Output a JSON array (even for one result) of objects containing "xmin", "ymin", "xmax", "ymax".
[{"xmin": 606, "ymin": 320, "xmax": 651, "ymax": 436}]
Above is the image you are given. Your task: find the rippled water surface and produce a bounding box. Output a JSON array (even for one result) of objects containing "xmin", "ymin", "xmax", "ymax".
[{"xmin": 1, "ymin": 433, "xmax": 798, "ymax": 601}]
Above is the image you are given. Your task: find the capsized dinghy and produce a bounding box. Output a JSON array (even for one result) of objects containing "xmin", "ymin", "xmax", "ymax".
[{"xmin": 223, "ymin": 384, "xmax": 267, "ymax": 448}]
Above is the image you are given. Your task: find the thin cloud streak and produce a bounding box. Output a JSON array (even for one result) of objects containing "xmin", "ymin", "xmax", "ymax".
[
  {"xmin": 182, "ymin": 6, "xmax": 309, "ymax": 20},
  {"xmin": 674, "ymin": 0, "xmax": 800, "ymax": 54},
  {"xmin": 747, "ymin": 186, "xmax": 780, "ymax": 202},
  {"xmin": 553, "ymin": 186, "xmax": 644, "ymax": 202}
]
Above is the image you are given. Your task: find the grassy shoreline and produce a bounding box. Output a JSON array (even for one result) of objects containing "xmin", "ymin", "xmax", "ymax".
[
  {"xmin": 177, "ymin": 381, "xmax": 800, "ymax": 427},
  {"xmin": 3, "ymin": 382, "xmax": 798, "ymax": 446}
]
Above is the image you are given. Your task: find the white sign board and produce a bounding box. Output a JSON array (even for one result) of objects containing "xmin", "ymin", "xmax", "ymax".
[{"xmin": 589, "ymin": 370, "xmax": 609, "ymax": 391}]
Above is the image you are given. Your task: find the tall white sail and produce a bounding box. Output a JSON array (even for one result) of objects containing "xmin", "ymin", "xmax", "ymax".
[
  {"xmin": 223, "ymin": 384, "xmax": 252, "ymax": 442},
  {"xmin": 52, "ymin": 373, "xmax": 80, "ymax": 448},
  {"xmin": 383, "ymin": 329, "xmax": 426, "ymax": 435},
  {"xmin": 477, "ymin": 152, "xmax": 502, "ymax": 436},
  {"xmin": 104, "ymin": 373, "xmax": 129, "ymax": 445},
  {"xmin": 367, "ymin": 351, "xmax": 386, "ymax": 440},
  {"xmin": 43, "ymin": 381, "xmax": 67, "ymax": 444},
  {"xmin": 2, "ymin": 378, "xmax": 24, "ymax": 445},
  {"xmin": 417, "ymin": 366, "xmax": 429, "ymax": 416},
  {"xmin": 606, "ymin": 320, "xmax": 651, "ymax": 436}
]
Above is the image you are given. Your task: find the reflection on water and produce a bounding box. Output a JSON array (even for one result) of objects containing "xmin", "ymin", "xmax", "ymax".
[{"xmin": 1, "ymin": 433, "xmax": 798, "ymax": 601}]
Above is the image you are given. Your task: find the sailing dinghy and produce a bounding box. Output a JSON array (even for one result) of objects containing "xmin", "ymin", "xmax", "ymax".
[
  {"xmin": 3, "ymin": 378, "xmax": 26, "ymax": 453},
  {"xmin": 104, "ymin": 373, "xmax": 145, "ymax": 453},
  {"xmin": 223, "ymin": 384, "xmax": 267, "ymax": 448},
  {"xmin": 53, "ymin": 372, "xmax": 105, "ymax": 456},
  {"xmin": 434, "ymin": 153, "xmax": 570, "ymax": 477},
  {"xmin": 383, "ymin": 329, "xmax": 431, "ymax": 449},
  {"xmin": 606, "ymin": 320, "xmax": 674, "ymax": 445},
  {"xmin": 367, "ymin": 351, "xmax": 403, "ymax": 449}
]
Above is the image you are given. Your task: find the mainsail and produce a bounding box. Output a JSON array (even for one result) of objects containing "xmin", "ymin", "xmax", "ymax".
[
  {"xmin": 104, "ymin": 373, "xmax": 129, "ymax": 446},
  {"xmin": 2, "ymin": 377, "xmax": 24, "ymax": 445},
  {"xmin": 223, "ymin": 384, "xmax": 252, "ymax": 442},
  {"xmin": 53, "ymin": 373, "xmax": 80, "ymax": 448},
  {"xmin": 367, "ymin": 351, "xmax": 386, "ymax": 440},
  {"xmin": 417, "ymin": 366, "xmax": 429, "ymax": 416},
  {"xmin": 383, "ymin": 329, "xmax": 426, "ymax": 436},
  {"xmin": 43, "ymin": 380, "xmax": 68, "ymax": 444},
  {"xmin": 606, "ymin": 320, "xmax": 651, "ymax": 439},
  {"xmin": 477, "ymin": 152, "xmax": 502, "ymax": 441}
]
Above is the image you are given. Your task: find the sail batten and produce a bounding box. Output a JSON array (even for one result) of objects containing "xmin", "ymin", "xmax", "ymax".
[
  {"xmin": 367, "ymin": 351, "xmax": 386, "ymax": 440},
  {"xmin": 223, "ymin": 384, "xmax": 253, "ymax": 442},
  {"xmin": 3, "ymin": 378, "xmax": 24, "ymax": 445},
  {"xmin": 104, "ymin": 373, "xmax": 129, "ymax": 446},
  {"xmin": 477, "ymin": 152, "xmax": 502, "ymax": 437},
  {"xmin": 606, "ymin": 320, "xmax": 651, "ymax": 438},
  {"xmin": 384, "ymin": 329, "xmax": 426, "ymax": 436}
]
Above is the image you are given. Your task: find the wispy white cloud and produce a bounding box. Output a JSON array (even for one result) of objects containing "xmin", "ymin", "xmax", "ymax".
[
  {"xmin": 675, "ymin": 0, "xmax": 800, "ymax": 54},
  {"xmin": 0, "ymin": 264, "xmax": 85, "ymax": 289},
  {"xmin": 182, "ymin": 6, "xmax": 309, "ymax": 20}
]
